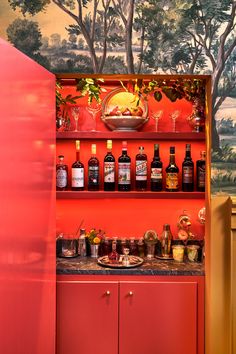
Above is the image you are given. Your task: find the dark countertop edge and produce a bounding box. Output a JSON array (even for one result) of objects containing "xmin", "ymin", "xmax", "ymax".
[{"xmin": 56, "ymin": 269, "xmax": 205, "ymax": 276}]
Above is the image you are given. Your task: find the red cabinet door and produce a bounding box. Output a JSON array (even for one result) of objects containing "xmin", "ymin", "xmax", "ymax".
[
  {"xmin": 119, "ymin": 281, "xmax": 198, "ymax": 354},
  {"xmin": 57, "ymin": 280, "xmax": 119, "ymax": 354}
]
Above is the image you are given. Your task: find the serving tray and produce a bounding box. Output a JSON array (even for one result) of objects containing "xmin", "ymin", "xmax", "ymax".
[{"xmin": 97, "ymin": 255, "xmax": 144, "ymax": 268}]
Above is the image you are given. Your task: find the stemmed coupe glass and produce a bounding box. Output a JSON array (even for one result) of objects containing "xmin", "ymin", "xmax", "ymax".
[
  {"xmin": 170, "ymin": 110, "xmax": 181, "ymax": 132},
  {"xmin": 71, "ymin": 106, "xmax": 80, "ymax": 132},
  {"xmin": 151, "ymin": 110, "xmax": 163, "ymax": 132},
  {"xmin": 86, "ymin": 103, "xmax": 101, "ymax": 132}
]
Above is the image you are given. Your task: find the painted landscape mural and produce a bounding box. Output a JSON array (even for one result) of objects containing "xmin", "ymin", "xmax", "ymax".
[{"xmin": 0, "ymin": 0, "xmax": 236, "ymax": 194}]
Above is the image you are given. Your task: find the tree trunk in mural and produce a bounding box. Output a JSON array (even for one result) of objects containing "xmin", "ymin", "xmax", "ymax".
[{"xmin": 112, "ymin": 0, "xmax": 135, "ymax": 73}]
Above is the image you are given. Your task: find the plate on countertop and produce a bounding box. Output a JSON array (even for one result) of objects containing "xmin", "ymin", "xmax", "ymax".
[
  {"xmin": 155, "ymin": 255, "xmax": 173, "ymax": 261},
  {"xmin": 97, "ymin": 255, "xmax": 144, "ymax": 268}
]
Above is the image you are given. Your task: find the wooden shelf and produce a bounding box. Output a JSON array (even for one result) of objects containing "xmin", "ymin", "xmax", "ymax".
[
  {"xmin": 56, "ymin": 191, "xmax": 205, "ymax": 199},
  {"xmin": 56, "ymin": 131, "xmax": 205, "ymax": 140}
]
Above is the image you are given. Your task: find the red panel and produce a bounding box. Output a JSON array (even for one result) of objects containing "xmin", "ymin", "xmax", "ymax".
[
  {"xmin": 57, "ymin": 281, "xmax": 119, "ymax": 354},
  {"xmin": 0, "ymin": 39, "xmax": 55, "ymax": 354},
  {"xmin": 119, "ymin": 281, "xmax": 198, "ymax": 354}
]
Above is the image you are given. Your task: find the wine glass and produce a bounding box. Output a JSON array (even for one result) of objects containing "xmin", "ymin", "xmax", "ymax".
[
  {"xmin": 71, "ymin": 106, "xmax": 80, "ymax": 132},
  {"xmin": 151, "ymin": 110, "xmax": 163, "ymax": 132},
  {"xmin": 170, "ymin": 110, "xmax": 180, "ymax": 132},
  {"xmin": 86, "ymin": 103, "xmax": 101, "ymax": 132}
]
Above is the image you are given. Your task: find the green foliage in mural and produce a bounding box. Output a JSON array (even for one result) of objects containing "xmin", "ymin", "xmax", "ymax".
[{"xmin": 8, "ymin": 0, "xmax": 50, "ymax": 16}]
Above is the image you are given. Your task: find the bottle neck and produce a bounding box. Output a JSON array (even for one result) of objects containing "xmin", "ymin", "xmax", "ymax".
[
  {"xmin": 122, "ymin": 148, "xmax": 127, "ymax": 156},
  {"xmin": 76, "ymin": 150, "xmax": 80, "ymax": 161},
  {"xmin": 154, "ymin": 148, "xmax": 160, "ymax": 159},
  {"xmin": 169, "ymin": 153, "xmax": 175, "ymax": 164},
  {"xmin": 185, "ymin": 150, "xmax": 191, "ymax": 159}
]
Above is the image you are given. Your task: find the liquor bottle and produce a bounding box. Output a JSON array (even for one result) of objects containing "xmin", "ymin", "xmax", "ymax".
[
  {"xmin": 118, "ymin": 141, "xmax": 131, "ymax": 191},
  {"xmin": 135, "ymin": 146, "xmax": 147, "ymax": 191},
  {"xmin": 182, "ymin": 143, "xmax": 194, "ymax": 191},
  {"xmin": 160, "ymin": 224, "xmax": 173, "ymax": 257},
  {"xmin": 166, "ymin": 146, "xmax": 179, "ymax": 191},
  {"xmin": 196, "ymin": 151, "xmax": 206, "ymax": 191},
  {"xmin": 56, "ymin": 155, "xmax": 68, "ymax": 191},
  {"xmin": 71, "ymin": 141, "xmax": 84, "ymax": 191},
  {"xmin": 78, "ymin": 228, "xmax": 87, "ymax": 257},
  {"xmin": 104, "ymin": 140, "xmax": 115, "ymax": 191},
  {"xmin": 88, "ymin": 144, "xmax": 99, "ymax": 191},
  {"xmin": 108, "ymin": 239, "xmax": 119, "ymax": 263},
  {"xmin": 151, "ymin": 144, "xmax": 163, "ymax": 191}
]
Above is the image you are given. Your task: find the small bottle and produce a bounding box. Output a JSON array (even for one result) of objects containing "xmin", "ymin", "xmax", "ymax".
[
  {"xmin": 166, "ymin": 146, "xmax": 179, "ymax": 191},
  {"xmin": 104, "ymin": 140, "xmax": 115, "ymax": 191},
  {"xmin": 56, "ymin": 155, "xmax": 68, "ymax": 191},
  {"xmin": 137, "ymin": 238, "xmax": 145, "ymax": 258},
  {"xmin": 88, "ymin": 144, "xmax": 99, "ymax": 191},
  {"xmin": 118, "ymin": 141, "xmax": 131, "ymax": 191},
  {"xmin": 108, "ymin": 239, "xmax": 119, "ymax": 263},
  {"xmin": 182, "ymin": 144, "xmax": 194, "ymax": 191},
  {"xmin": 129, "ymin": 237, "xmax": 138, "ymax": 256},
  {"xmin": 135, "ymin": 146, "xmax": 147, "ymax": 191},
  {"xmin": 160, "ymin": 224, "xmax": 173, "ymax": 257},
  {"xmin": 101, "ymin": 237, "xmax": 111, "ymax": 256},
  {"xmin": 71, "ymin": 141, "xmax": 84, "ymax": 191},
  {"xmin": 78, "ymin": 228, "xmax": 87, "ymax": 257},
  {"xmin": 151, "ymin": 144, "xmax": 163, "ymax": 191},
  {"xmin": 196, "ymin": 151, "xmax": 206, "ymax": 192}
]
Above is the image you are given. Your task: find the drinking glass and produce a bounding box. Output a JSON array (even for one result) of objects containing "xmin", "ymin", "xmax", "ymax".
[
  {"xmin": 151, "ymin": 110, "xmax": 163, "ymax": 132},
  {"xmin": 86, "ymin": 103, "xmax": 101, "ymax": 132},
  {"xmin": 170, "ymin": 110, "xmax": 180, "ymax": 132},
  {"xmin": 71, "ymin": 106, "xmax": 80, "ymax": 132}
]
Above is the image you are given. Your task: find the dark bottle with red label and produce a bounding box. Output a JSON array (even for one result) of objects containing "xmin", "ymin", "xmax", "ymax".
[
  {"xmin": 166, "ymin": 146, "xmax": 179, "ymax": 192},
  {"xmin": 104, "ymin": 140, "xmax": 115, "ymax": 191},
  {"xmin": 56, "ymin": 155, "xmax": 68, "ymax": 191},
  {"xmin": 88, "ymin": 144, "xmax": 99, "ymax": 191},
  {"xmin": 135, "ymin": 146, "xmax": 147, "ymax": 191},
  {"xmin": 196, "ymin": 151, "xmax": 206, "ymax": 191},
  {"xmin": 151, "ymin": 144, "xmax": 162, "ymax": 191},
  {"xmin": 118, "ymin": 141, "xmax": 131, "ymax": 191},
  {"xmin": 182, "ymin": 143, "xmax": 194, "ymax": 191}
]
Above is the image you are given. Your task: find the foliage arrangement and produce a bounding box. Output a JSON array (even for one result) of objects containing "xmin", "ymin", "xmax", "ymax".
[
  {"xmin": 75, "ymin": 78, "xmax": 105, "ymax": 104},
  {"xmin": 56, "ymin": 80, "xmax": 80, "ymax": 116},
  {"xmin": 86, "ymin": 229, "xmax": 105, "ymax": 245}
]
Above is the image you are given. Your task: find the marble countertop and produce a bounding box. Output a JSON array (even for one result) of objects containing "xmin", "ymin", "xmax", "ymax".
[{"xmin": 56, "ymin": 256, "xmax": 205, "ymax": 276}]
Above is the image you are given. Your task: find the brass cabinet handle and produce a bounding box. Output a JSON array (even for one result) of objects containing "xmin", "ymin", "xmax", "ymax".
[{"xmin": 106, "ymin": 290, "xmax": 110, "ymax": 295}]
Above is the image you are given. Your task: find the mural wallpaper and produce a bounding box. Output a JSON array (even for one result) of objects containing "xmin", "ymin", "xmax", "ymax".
[{"xmin": 0, "ymin": 0, "xmax": 236, "ymax": 194}]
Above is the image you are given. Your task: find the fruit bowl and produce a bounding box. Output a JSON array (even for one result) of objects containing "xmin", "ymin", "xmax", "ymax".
[{"xmin": 101, "ymin": 88, "xmax": 148, "ymax": 131}]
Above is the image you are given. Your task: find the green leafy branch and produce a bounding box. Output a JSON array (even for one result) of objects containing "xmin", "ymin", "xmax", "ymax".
[{"xmin": 75, "ymin": 78, "xmax": 106, "ymax": 104}]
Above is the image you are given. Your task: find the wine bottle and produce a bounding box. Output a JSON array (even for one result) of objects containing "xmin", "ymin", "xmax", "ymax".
[
  {"xmin": 166, "ymin": 146, "xmax": 179, "ymax": 191},
  {"xmin": 104, "ymin": 140, "xmax": 115, "ymax": 191},
  {"xmin": 135, "ymin": 146, "xmax": 147, "ymax": 191},
  {"xmin": 88, "ymin": 144, "xmax": 99, "ymax": 191},
  {"xmin": 151, "ymin": 144, "xmax": 162, "ymax": 191},
  {"xmin": 71, "ymin": 141, "xmax": 84, "ymax": 191},
  {"xmin": 196, "ymin": 151, "xmax": 206, "ymax": 191},
  {"xmin": 182, "ymin": 143, "xmax": 194, "ymax": 191},
  {"xmin": 56, "ymin": 155, "xmax": 68, "ymax": 191},
  {"xmin": 118, "ymin": 141, "xmax": 131, "ymax": 191}
]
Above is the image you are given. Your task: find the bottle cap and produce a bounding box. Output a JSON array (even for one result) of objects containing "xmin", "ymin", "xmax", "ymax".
[
  {"xmin": 139, "ymin": 146, "xmax": 144, "ymax": 151},
  {"xmin": 170, "ymin": 146, "xmax": 175, "ymax": 154},
  {"xmin": 201, "ymin": 151, "xmax": 206, "ymax": 157},
  {"xmin": 186, "ymin": 144, "xmax": 191, "ymax": 150},
  {"xmin": 58, "ymin": 155, "xmax": 64, "ymax": 159},
  {"xmin": 91, "ymin": 144, "xmax": 96, "ymax": 154},
  {"xmin": 122, "ymin": 141, "xmax": 127, "ymax": 148},
  {"xmin": 76, "ymin": 140, "xmax": 80, "ymax": 150},
  {"xmin": 154, "ymin": 144, "xmax": 159, "ymax": 150},
  {"xmin": 107, "ymin": 140, "xmax": 112, "ymax": 149}
]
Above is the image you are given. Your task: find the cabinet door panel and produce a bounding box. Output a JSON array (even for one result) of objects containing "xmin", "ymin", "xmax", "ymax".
[
  {"xmin": 119, "ymin": 281, "xmax": 197, "ymax": 354},
  {"xmin": 57, "ymin": 281, "xmax": 119, "ymax": 354}
]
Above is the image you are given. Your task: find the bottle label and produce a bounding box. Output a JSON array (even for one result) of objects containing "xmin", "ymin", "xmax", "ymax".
[
  {"xmin": 166, "ymin": 173, "xmax": 179, "ymax": 190},
  {"xmin": 118, "ymin": 163, "xmax": 131, "ymax": 184},
  {"xmin": 183, "ymin": 166, "xmax": 193, "ymax": 183},
  {"xmin": 56, "ymin": 169, "xmax": 67, "ymax": 188},
  {"xmin": 198, "ymin": 166, "xmax": 205, "ymax": 187},
  {"xmin": 72, "ymin": 168, "xmax": 84, "ymax": 187},
  {"xmin": 88, "ymin": 166, "xmax": 99, "ymax": 185},
  {"xmin": 151, "ymin": 167, "xmax": 162, "ymax": 181},
  {"xmin": 136, "ymin": 160, "xmax": 147, "ymax": 181},
  {"xmin": 104, "ymin": 162, "xmax": 115, "ymax": 183}
]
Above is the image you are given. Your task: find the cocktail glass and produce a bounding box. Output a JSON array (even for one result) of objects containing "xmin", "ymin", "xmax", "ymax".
[
  {"xmin": 151, "ymin": 110, "xmax": 163, "ymax": 132},
  {"xmin": 71, "ymin": 106, "xmax": 80, "ymax": 132},
  {"xmin": 170, "ymin": 110, "xmax": 180, "ymax": 132},
  {"xmin": 86, "ymin": 103, "xmax": 101, "ymax": 132}
]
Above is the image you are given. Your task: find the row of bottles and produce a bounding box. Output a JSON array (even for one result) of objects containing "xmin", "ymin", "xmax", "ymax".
[{"xmin": 56, "ymin": 140, "xmax": 206, "ymax": 192}]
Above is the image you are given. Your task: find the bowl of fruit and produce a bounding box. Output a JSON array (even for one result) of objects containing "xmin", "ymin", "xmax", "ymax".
[{"xmin": 101, "ymin": 88, "xmax": 148, "ymax": 131}]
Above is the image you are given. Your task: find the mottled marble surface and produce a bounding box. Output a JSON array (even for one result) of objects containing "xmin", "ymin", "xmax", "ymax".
[{"xmin": 56, "ymin": 256, "xmax": 205, "ymax": 276}]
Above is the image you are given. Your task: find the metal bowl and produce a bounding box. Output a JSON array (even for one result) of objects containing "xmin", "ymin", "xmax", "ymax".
[
  {"xmin": 101, "ymin": 115, "xmax": 148, "ymax": 131},
  {"xmin": 101, "ymin": 88, "xmax": 148, "ymax": 131}
]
